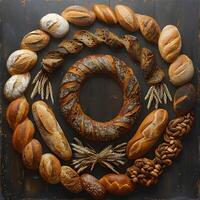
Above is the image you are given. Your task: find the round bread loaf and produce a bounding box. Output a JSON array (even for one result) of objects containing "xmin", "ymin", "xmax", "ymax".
[{"xmin": 59, "ymin": 54, "xmax": 141, "ymax": 141}]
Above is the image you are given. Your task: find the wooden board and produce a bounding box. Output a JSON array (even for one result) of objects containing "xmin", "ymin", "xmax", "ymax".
[{"xmin": 0, "ymin": 0, "xmax": 200, "ymax": 199}]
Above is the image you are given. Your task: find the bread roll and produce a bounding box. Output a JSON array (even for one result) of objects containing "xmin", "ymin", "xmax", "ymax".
[
  {"xmin": 22, "ymin": 139, "xmax": 42, "ymax": 170},
  {"xmin": 12, "ymin": 118, "xmax": 35, "ymax": 153},
  {"xmin": 7, "ymin": 49, "xmax": 37, "ymax": 75},
  {"xmin": 61, "ymin": 5, "xmax": 96, "ymax": 26},
  {"xmin": 158, "ymin": 25, "xmax": 182, "ymax": 63},
  {"xmin": 93, "ymin": 4, "xmax": 117, "ymax": 24},
  {"xmin": 115, "ymin": 5, "xmax": 139, "ymax": 32},
  {"xmin": 32, "ymin": 101, "xmax": 72, "ymax": 161},
  {"xmin": 126, "ymin": 109, "xmax": 168, "ymax": 160},
  {"xmin": 40, "ymin": 13, "xmax": 69, "ymax": 38},
  {"xmin": 168, "ymin": 54, "xmax": 194, "ymax": 86},
  {"xmin": 60, "ymin": 166, "xmax": 82, "ymax": 193},
  {"xmin": 99, "ymin": 174, "xmax": 135, "ymax": 196},
  {"xmin": 6, "ymin": 97, "xmax": 29, "ymax": 129},
  {"xmin": 39, "ymin": 153, "xmax": 61, "ymax": 184},
  {"xmin": 173, "ymin": 83, "xmax": 196, "ymax": 115},
  {"xmin": 81, "ymin": 174, "xmax": 106, "ymax": 199},
  {"xmin": 21, "ymin": 29, "xmax": 50, "ymax": 51},
  {"xmin": 4, "ymin": 73, "xmax": 31, "ymax": 101}
]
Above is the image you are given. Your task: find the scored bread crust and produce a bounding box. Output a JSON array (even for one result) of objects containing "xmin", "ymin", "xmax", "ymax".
[{"xmin": 59, "ymin": 54, "xmax": 141, "ymax": 141}]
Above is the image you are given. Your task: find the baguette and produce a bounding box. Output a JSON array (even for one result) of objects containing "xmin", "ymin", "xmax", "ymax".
[
  {"xmin": 126, "ymin": 109, "xmax": 168, "ymax": 160},
  {"xmin": 32, "ymin": 100, "xmax": 72, "ymax": 161}
]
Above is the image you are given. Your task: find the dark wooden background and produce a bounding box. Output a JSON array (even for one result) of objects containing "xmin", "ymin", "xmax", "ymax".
[{"xmin": 0, "ymin": 0, "xmax": 200, "ymax": 199}]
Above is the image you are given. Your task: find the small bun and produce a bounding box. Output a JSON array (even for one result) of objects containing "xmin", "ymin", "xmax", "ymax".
[
  {"xmin": 60, "ymin": 166, "xmax": 82, "ymax": 193},
  {"xmin": 158, "ymin": 25, "xmax": 182, "ymax": 63},
  {"xmin": 93, "ymin": 4, "xmax": 117, "ymax": 24},
  {"xmin": 22, "ymin": 139, "xmax": 42, "ymax": 170},
  {"xmin": 21, "ymin": 29, "xmax": 50, "ymax": 52},
  {"xmin": 168, "ymin": 54, "xmax": 194, "ymax": 86},
  {"xmin": 7, "ymin": 50, "xmax": 37, "ymax": 75},
  {"xmin": 6, "ymin": 97, "xmax": 29, "ymax": 130},
  {"xmin": 40, "ymin": 13, "xmax": 69, "ymax": 38},
  {"xmin": 12, "ymin": 118, "xmax": 35, "ymax": 153},
  {"xmin": 39, "ymin": 153, "xmax": 61, "ymax": 184}
]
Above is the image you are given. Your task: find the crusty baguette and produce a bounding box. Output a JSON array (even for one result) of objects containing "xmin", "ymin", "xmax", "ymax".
[
  {"xmin": 126, "ymin": 109, "xmax": 168, "ymax": 160},
  {"xmin": 32, "ymin": 100, "xmax": 72, "ymax": 161}
]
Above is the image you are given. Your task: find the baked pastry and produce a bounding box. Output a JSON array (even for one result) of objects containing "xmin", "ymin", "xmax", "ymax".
[
  {"xmin": 32, "ymin": 100, "xmax": 72, "ymax": 161},
  {"xmin": 60, "ymin": 166, "xmax": 82, "ymax": 193},
  {"xmin": 126, "ymin": 109, "xmax": 168, "ymax": 160},
  {"xmin": 61, "ymin": 5, "xmax": 96, "ymax": 26},
  {"xmin": 40, "ymin": 13, "xmax": 69, "ymax": 38},
  {"xmin": 6, "ymin": 97, "xmax": 29, "ymax": 130},
  {"xmin": 22, "ymin": 139, "xmax": 42, "ymax": 170},
  {"xmin": 158, "ymin": 25, "xmax": 182, "ymax": 63},
  {"xmin": 59, "ymin": 54, "xmax": 141, "ymax": 141},
  {"xmin": 39, "ymin": 153, "xmax": 61, "ymax": 184},
  {"xmin": 168, "ymin": 54, "xmax": 194, "ymax": 86},
  {"xmin": 93, "ymin": 4, "xmax": 117, "ymax": 24},
  {"xmin": 114, "ymin": 5, "xmax": 139, "ymax": 32},
  {"xmin": 21, "ymin": 29, "xmax": 50, "ymax": 52}
]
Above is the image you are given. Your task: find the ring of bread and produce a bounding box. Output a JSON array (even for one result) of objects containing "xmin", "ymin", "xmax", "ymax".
[{"xmin": 59, "ymin": 54, "xmax": 141, "ymax": 141}]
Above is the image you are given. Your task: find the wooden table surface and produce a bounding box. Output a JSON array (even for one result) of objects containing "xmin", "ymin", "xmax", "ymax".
[{"xmin": 0, "ymin": 0, "xmax": 200, "ymax": 199}]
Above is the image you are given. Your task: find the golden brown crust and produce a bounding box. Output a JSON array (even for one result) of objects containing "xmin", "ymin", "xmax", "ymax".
[
  {"xmin": 39, "ymin": 153, "xmax": 61, "ymax": 184},
  {"xmin": 81, "ymin": 173, "xmax": 106, "ymax": 199},
  {"xmin": 6, "ymin": 97, "xmax": 29, "ymax": 130},
  {"xmin": 158, "ymin": 25, "xmax": 182, "ymax": 63},
  {"xmin": 12, "ymin": 118, "xmax": 35, "ymax": 153},
  {"xmin": 59, "ymin": 54, "xmax": 141, "ymax": 141},
  {"xmin": 99, "ymin": 174, "xmax": 135, "ymax": 196},
  {"xmin": 60, "ymin": 166, "xmax": 82, "ymax": 193},
  {"xmin": 61, "ymin": 5, "xmax": 96, "ymax": 26},
  {"xmin": 32, "ymin": 100, "xmax": 72, "ymax": 161},
  {"xmin": 93, "ymin": 4, "xmax": 117, "ymax": 24},
  {"xmin": 126, "ymin": 109, "xmax": 168, "ymax": 160},
  {"xmin": 22, "ymin": 139, "xmax": 42, "ymax": 170},
  {"xmin": 114, "ymin": 5, "xmax": 139, "ymax": 32},
  {"xmin": 21, "ymin": 29, "xmax": 50, "ymax": 52},
  {"xmin": 136, "ymin": 14, "xmax": 161, "ymax": 44}
]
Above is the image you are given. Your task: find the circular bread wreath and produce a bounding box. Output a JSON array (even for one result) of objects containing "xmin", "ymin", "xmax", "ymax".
[{"xmin": 4, "ymin": 3, "xmax": 196, "ymax": 199}]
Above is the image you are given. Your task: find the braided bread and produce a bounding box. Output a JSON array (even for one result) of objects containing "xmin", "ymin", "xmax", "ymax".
[
  {"xmin": 32, "ymin": 28, "xmax": 171, "ymax": 109},
  {"xmin": 59, "ymin": 54, "xmax": 141, "ymax": 141}
]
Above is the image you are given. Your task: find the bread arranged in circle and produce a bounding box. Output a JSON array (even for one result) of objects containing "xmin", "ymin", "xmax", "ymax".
[{"xmin": 59, "ymin": 54, "xmax": 141, "ymax": 141}]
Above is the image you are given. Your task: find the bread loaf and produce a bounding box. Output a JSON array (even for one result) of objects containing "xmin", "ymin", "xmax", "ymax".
[
  {"xmin": 7, "ymin": 49, "xmax": 37, "ymax": 75},
  {"xmin": 60, "ymin": 166, "xmax": 82, "ymax": 193},
  {"xmin": 32, "ymin": 101, "xmax": 72, "ymax": 161},
  {"xmin": 12, "ymin": 118, "xmax": 35, "ymax": 153},
  {"xmin": 21, "ymin": 29, "xmax": 50, "ymax": 52},
  {"xmin": 40, "ymin": 13, "xmax": 69, "ymax": 38},
  {"xmin": 93, "ymin": 4, "xmax": 117, "ymax": 24},
  {"xmin": 22, "ymin": 139, "xmax": 42, "ymax": 170},
  {"xmin": 81, "ymin": 173, "xmax": 106, "ymax": 199},
  {"xmin": 158, "ymin": 25, "xmax": 182, "ymax": 63},
  {"xmin": 99, "ymin": 174, "xmax": 135, "ymax": 196},
  {"xmin": 126, "ymin": 109, "xmax": 168, "ymax": 160},
  {"xmin": 114, "ymin": 5, "xmax": 139, "ymax": 32},
  {"xmin": 168, "ymin": 54, "xmax": 194, "ymax": 86},
  {"xmin": 6, "ymin": 97, "xmax": 29, "ymax": 129},
  {"xmin": 39, "ymin": 153, "xmax": 61, "ymax": 184},
  {"xmin": 4, "ymin": 73, "xmax": 31, "ymax": 101},
  {"xmin": 61, "ymin": 5, "xmax": 96, "ymax": 26}
]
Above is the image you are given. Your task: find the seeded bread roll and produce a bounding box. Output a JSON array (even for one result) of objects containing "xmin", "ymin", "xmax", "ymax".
[
  {"xmin": 21, "ymin": 29, "xmax": 50, "ymax": 52},
  {"xmin": 39, "ymin": 153, "xmax": 61, "ymax": 184},
  {"xmin": 32, "ymin": 100, "xmax": 72, "ymax": 161},
  {"xmin": 126, "ymin": 109, "xmax": 168, "ymax": 160}
]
